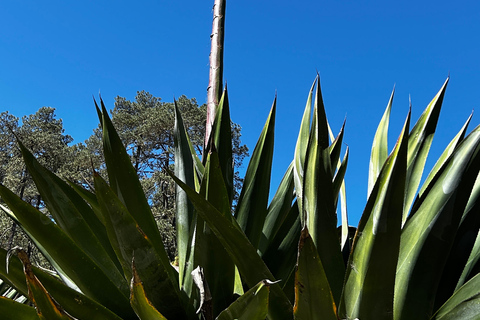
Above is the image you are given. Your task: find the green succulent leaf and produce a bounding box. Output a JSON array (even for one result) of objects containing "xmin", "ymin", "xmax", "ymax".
[
  {"xmin": 293, "ymin": 227, "xmax": 337, "ymax": 320},
  {"xmin": 0, "ymin": 296, "xmax": 40, "ymax": 320},
  {"xmin": 173, "ymin": 100, "xmax": 197, "ymax": 292},
  {"xmin": 17, "ymin": 140, "xmax": 122, "ymax": 280},
  {"xmin": 198, "ymin": 150, "xmax": 236, "ymax": 316},
  {"xmin": 130, "ymin": 262, "xmax": 167, "ymax": 320},
  {"xmin": 339, "ymin": 110, "xmax": 409, "ymax": 320},
  {"xmin": 419, "ymin": 113, "xmax": 472, "ymax": 197},
  {"xmin": 332, "ymin": 146, "xmax": 349, "ymax": 207},
  {"xmin": 96, "ymin": 99, "xmax": 175, "ymax": 285},
  {"xmin": 168, "ymin": 171, "xmax": 293, "ymax": 320},
  {"xmin": 403, "ymin": 77, "xmax": 449, "ymax": 222},
  {"xmin": 328, "ymin": 123, "xmax": 349, "ymax": 251},
  {"xmin": 369, "ymin": 87, "xmax": 394, "ymax": 196},
  {"xmin": 395, "ymin": 124, "xmax": 480, "ymax": 320},
  {"xmin": 294, "ymin": 77, "xmax": 315, "ymax": 216},
  {"xmin": 328, "ymin": 120, "xmax": 346, "ymax": 175},
  {"xmin": 258, "ymin": 162, "xmax": 295, "ymax": 256},
  {"xmin": 216, "ymin": 280, "xmax": 271, "ymax": 320},
  {"xmin": 208, "ymin": 87, "xmax": 234, "ymax": 204},
  {"xmin": 0, "ymin": 248, "xmax": 123, "ymax": 320},
  {"xmin": 434, "ymin": 167, "xmax": 480, "ymax": 309},
  {"xmin": 67, "ymin": 182, "xmax": 104, "ymax": 225},
  {"xmin": 432, "ymin": 273, "xmax": 480, "ymax": 320},
  {"xmin": 14, "ymin": 249, "xmax": 74, "ymax": 320},
  {"xmin": 262, "ymin": 203, "xmax": 301, "ymax": 299},
  {"xmin": 0, "ymin": 186, "xmax": 135, "ymax": 318},
  {"xmin": 303, "ymin": 78, "xmax": 344, "ymax": 304},
  {"xmin": 94, "ymin": 173, "xmax": 187, "ymax": 319},
  {"xmin": 235, "ymin": 98, "xmax": 276, "ymax": 249},
  {"xmin": 456, "ymin": 223, "xmax": 480, "ymax": 291}
]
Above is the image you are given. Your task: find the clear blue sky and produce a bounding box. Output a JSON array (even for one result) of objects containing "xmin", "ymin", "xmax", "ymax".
[{"xmin": 2, "ymin": 0, "xmax": 480, "ymax": 226}]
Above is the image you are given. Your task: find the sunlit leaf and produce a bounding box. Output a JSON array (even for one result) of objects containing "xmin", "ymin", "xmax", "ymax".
[
  {"xmin": 0, "ymin": 296, "xmax": 39, "ymax": 320},
  {"xmin": 294, "ymin": 78, "xmax": 316, "ymax": 216},
  {"xmin": 0, "ymin": 247, "xmax": 123, "ymax": 320},
  {"xmin": 258, "ymin": 162, "xmax": 295, "ymax": 256},
  {"xmin": 294, "ymin": 227, "xmax": 337, "ymax": 320},
  {"xmin": 169, "ymin": 171, "xmax": 293, "ymax": 320},
  {"xmin": 216, "ymin": 280, "xmax": 271, "ymax": 320},
  {"xmin": 18, "ymin": 140, "xmax": 123, "ymax": 280},
  {"xmin": 303, "ymin": 78, "xmax": 344, "ymax": 303},
  {"xmin": 14, "ymin": 249, "xmax": 74, "ymax": 320},
  {"xmin": 339, "ymin": 110, "xmax": 409, "ymax": 320},
  {"xmin": 96, "ymin": 99, "xmax": 175, "ymax": 286},
  {"xmin": 433, "ymin": 273, "xmax": 480, "ymax": 320},
  {"xmin": 0, "ymin": 186, "xmax": 134, "ymax": 318},
  {"xmin": 173, "ymin": 101, "xmax": 197, "ymax": 292},
  {"xmin": 403, "ymin": 77, "xmax": 449, "ymax": 222},
  {"xmin": 368, "ymin": 86, "xmax": 394, "ymax": 196},
  {"xmin": 94, "ymin": 173, "xmax": 187, "ymax": 319},
  {"xmin": 395, "ymin": 124, "xmax": 480, "ymax": 320},
  {"xmin": 235, "ymin": 98, "xmax": 276, "ymax": 248},
  {"xmin": 130, "ymin": 262, "xmax": 167, "ymax": 320}
]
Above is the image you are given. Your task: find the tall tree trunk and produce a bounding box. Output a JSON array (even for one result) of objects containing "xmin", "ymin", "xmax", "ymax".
[{"xmin": 205, "ymin": 0, "xmax": 226, "ymax": 154}]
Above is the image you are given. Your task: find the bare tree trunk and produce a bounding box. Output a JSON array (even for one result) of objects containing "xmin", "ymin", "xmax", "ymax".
[{"xmin": 205, "ymin": 0, "xmax": 226, "ymax": 153}]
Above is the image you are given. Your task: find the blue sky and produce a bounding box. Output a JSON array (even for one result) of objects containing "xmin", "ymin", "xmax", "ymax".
[{"xmin": 2, "ymin": 1, "xmax": 480, "ymax": 225}]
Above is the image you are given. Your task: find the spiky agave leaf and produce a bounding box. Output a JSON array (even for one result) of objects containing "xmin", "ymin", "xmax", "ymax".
[
  {"xmin": 395, "ymin": 124, "xmax": 480, "ymax": 320},
  {"xmin": 234, "ymin": 97, "xmax": 276, "ymax": 249},
  {"xmin": 339, "ymin": 109, "xmax": 409, "ymax": 320}
]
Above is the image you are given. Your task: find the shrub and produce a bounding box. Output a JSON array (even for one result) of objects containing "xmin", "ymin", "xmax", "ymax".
[{"xmin": 1, "ymin": 76, "xmax": 480, "ymax": 319}]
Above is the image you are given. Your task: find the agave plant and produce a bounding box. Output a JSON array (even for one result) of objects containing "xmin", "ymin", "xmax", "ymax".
[{"xmin": 1, "ymin": 75, "xmax": 480, "ymax": 320}]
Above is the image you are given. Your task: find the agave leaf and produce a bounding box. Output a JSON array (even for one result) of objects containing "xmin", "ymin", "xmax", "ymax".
[
  {"xmin": 312, "ymin": 75, "xmax": 331, "ymax": 156},
  {"xmin": 434, "ymin": 170, "xmax": 480, "ymax": 309},
  {"xmin": 456, "ymin": 229, "xmax": 480, "ymax": 292},
  {"xmin": 168, "ymin": 171, "xmax": 293, "ymax": 320},
  {"xmin": 67, "ymin": 182, "xmax": 104, "ymax": 225},
  {"xmin": 403, "ymin": 78, "xmax": 449, "ymax": 223},
  {"xmin": 432, "ymin": 273, "xmax": 480, "ymax": 320},
  {"xmin": 0, "ymin": 248, "xmax": 28, "ymax": 297},
  {"xmin": 395, "ymin": 124, "xmax": 480, "ymax": 320},
  {"xmin": 94, "ymin": 173, "xmax": 187, "ymax": 319},
  {"xmin": 0, "ymin": 248, "xmax": 122, "ymax": 320},
  {"xmin": 13, "ymin": 249, "xmax": 74, "ymax": 320},
  {"xmin": 173, "ymin": 100, "xmax": 204, "ymax": 313},
  {"xmin": 262, "ymin": 202, "xmax": 301, "ymax": 295},
  {"xmin": 0, "ymin": 296, "xmax": 40, "ymax": 320},
  {"xmin": 328, "ymin": 120, "xmax": 346, "ymax": 175},
  {"xmin": 96, "ymin": 99, "xmax": 175, "ymax": 285},
  {"xmin": 294, "ymin": 227, "xmax": 337, "ymax": 320},
  {"xmin": 130, "ymin": 262, "xmax": 167, "ymax": 320},
  {"xmin": 208, "ymin": 87, "xmax": 234, "ymax": 204},
  {"xmin": 328, "ymin": 123, "xmax": 349, "ymax": 251},
  {"xmin": 294, "ymin": 77, "xmax": 316, "ymax": 217},
  {"xmin": 174, "ymin": 100, "xmax": 197, "ymax": 291},
  {"xmin": 216, "ymin": 280, "xmax": 271, "ymax": 320},
  {"xmin": 197, "ymin": 150, "xmax": 236, "ymax": 316},
  {"xmin": 17, "ymin": 141, "xmax": 122, "ymax": 278},
  {"xmin": 332, "ymin": 146, "xmax": 349, "ymax": 207},
  {"xmin": 303, "ymin": 78, "xmax": 344, "ymax": 304},
  {"xmin": 235, "ymin": 98, "xmax": 276, "ymax": 249},
  {"xmin": 0, "ymin": 186, "xmax": 135, "ymax": 318},
  {"xmin": 258, "ymin": 162, "xmax": 295, "ymax": 256},
  {"xmin": 339, "ymin": 110, "xmax": 409, "ymax": 320},
  {"xmin": 419, "ymin": 113, "xmax": 472, "ymax": 198},
  {"xmin": 368, "ymin": 87, "xmax": 394, "ymax": 196}
]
